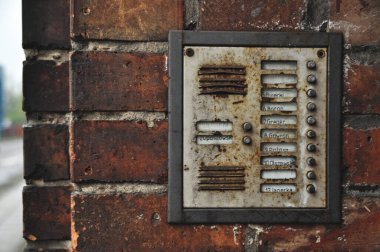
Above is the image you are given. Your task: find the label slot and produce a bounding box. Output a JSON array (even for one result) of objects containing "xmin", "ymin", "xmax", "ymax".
[
  {"xmin": 261, "ymin": 60, "xmax": 297, "ymax": 70},
  {"xmin": 261, "ymin": 115, "xmax": 297, "ymax": 125},
  {"xmin": 261, "ymin": 74, "xmax": 297, "ymax": 84},
  {"xmin": 261, "ymin": 170, "xmax": 297, "ymax": 179},
  {"xmin": 261, "ymin": 102, "xmax": 297, "ymax": 112}
]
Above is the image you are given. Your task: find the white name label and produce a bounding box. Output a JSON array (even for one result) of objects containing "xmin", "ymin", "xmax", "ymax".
[
  {"xmin": 261, "ymin": 170, "xmax": 297, "ymax": 179},
  {"xmin": 261, "ymin": 156, "xmax": 296, "ymax": 166},
  {"xmin": 261, "ymin": 143, "xmax": 297, "ymax": 152},
  {"xmin": 261, "ymin": 115, "xmax": 297, "ymax": 125},
  {"xmin": 196, "ymin": 121, "xmax": 233, "ymax": 132},
  {"xmin": 197, "ymin": 135, "xmax": 233, "ymax": 145},
  {"xmin": 261, "ymin": 184, "xmax": 297, "ymax": 193},
  {"xmin": 261, "ymin": 102, "xmax": 297, "ymax": 112},
  {"xmin": 261, "ymin": 129, "xmax": 297, "ymax": 139}
]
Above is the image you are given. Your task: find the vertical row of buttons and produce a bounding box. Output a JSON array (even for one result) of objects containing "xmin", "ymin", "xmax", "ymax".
[{"xmin": 306, "ymin": 60, "xmax": 317, "ymax": 193}]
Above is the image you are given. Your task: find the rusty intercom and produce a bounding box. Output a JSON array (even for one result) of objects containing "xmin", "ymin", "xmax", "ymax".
[{"xmin": 168, "ymin": 31, "xmax": 342, "ymax": 223}]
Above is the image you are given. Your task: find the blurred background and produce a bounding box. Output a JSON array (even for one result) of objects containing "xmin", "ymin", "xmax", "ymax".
[{"xmin": 0, "ymin": 0, "xmax": 26, "ymax": 251}]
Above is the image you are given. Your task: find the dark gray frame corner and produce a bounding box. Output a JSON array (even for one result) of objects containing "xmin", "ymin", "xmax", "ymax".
[{"xmin": 168, "ymin": 31, "xmax": 343, "ymax": 224}]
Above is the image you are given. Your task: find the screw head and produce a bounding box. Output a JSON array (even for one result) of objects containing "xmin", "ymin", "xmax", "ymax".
[
  {"xmin": 307, "ymin": 116, "xmax": 316, "ymax": 125},
  {"xmin": 185, "ymin": 48, "xmax": 194, "ymax": 57},
  {"xmin": 307, "ymin": 184, "xmax": 316, "ymax": 193},
  {"xmin": 306, "ymin": 89, "xmax": 317, "ymax": 98},
  {"xmin": 307, "ymin": 144, "xmax": 317, "ymax": 152},
  {"xmin": 317, "ymin": 49, "xmax": 326, "ymax": 58},
  {"xmin": 306, "ymin": 130, "xmax": 316, "ymax": 139},
  {"xmin": 307, "ymin": 157, "xmax": 316, "ymax": 166},
  {"xmin": 307, "ymin": 171, "xmax": 317, "ymax": 180},
  {"xmin": 307, "ymin": 60, "xmax": 316, "ymax": 69},
  {"xmin": 307, "ymin": 74, "xmax": 317, "ymax": 84},
  {"xmin": 242, "ymin": 136, "xmax": 252, "ymax": 145},
  {"xmin": 307, "ymin": 102, "xmax": 317, "ymax": 111},
  {"xmin": 242, "ymin": 122, "xmax": 253, "ymax": 132}
]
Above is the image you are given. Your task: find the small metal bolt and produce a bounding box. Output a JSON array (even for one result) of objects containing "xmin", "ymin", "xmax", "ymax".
[
  {"xmin": 307, "ymin": 144, "xmax": 317, "ymax": 152},
  {"xmin": 307, "ymin": 171, "xmax": 317, "ymax": 180},
  {"xmin": 306, "ymin": 130, "xmax": 316, "ymax": 139},
  {"xmin": 307, "ymin": 60, "xmax": 316, "ymax": 69},
  {"xmin": 307, "ymin": 184, "xmax": 316, "ymax": 193},
  {"xmin": 307, "ymin": 116, "xmax": 316, "ymax": 125},
  {"xmin": 185, "ymin": 48, "xmax": 194, "ymax": 57},
  {"xmin": 306, "ymin": 89, "xmax": 317, "ymax": 98},
  {"xmin": 242, "ymin": 136, "xmax": 252, "ymax": 145},
  {"xmin": 307, "ymin": 102, "xmax": 317, "ymax": 111},
  {"xmin": 242, "ymin": 122, "xmax": 253, "ymax": 132},
  {"xmin": 317, "ymin": 49, "xmax": 326, "ymax": 58},
  {"xmin": 307, "ymin": 74, "xmax": 317, "ymax": 84},
  {"xmin": 307, "ymin": 157, "xmax": 316, "ymax": 166}
]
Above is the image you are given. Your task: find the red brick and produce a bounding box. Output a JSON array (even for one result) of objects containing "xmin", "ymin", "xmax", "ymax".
[
  {"xmin": 71, "ymin": 52, "xmax": 167, "ymax": 112},
  {"xmin": 72, "ymin": 120, "xmax": 168, "ymax": 183},
  {"xmin": 24, "ymin": 125, "xmax": 70, "ymax": 181},
  {"xmin": 344, "ymin": 64, "xmax": 380, "ymax": 114},
  {"xmin": 23, "ymin": 186, "xmax": 73, "ymax": 241},
  {"xmin": 72, "ymin": 0, "xmax": 182, "ymax": 41},
  {"xmin": 23, "ymin": 61, "xmax": 70, "ymax": 112},
  {"xmin": 330, "ymin": 0, "xmax": 380, "ymax": 45},
  {"xmin": 72, "ymin": 192, "xmax": 244, "ymax": 252},
  {"xmin": 22, "ymin": 0, "xmax": 70, "ymax": 48},
  {"xmin": 343, "ymin": 126, "xmax": 380, "ymax": 184},
  {"xmin": 258, "ymin": 197, "xmax": 380, "ymax": 252},
  {"xmin": 199, "ymin": 0, "xmax": 305, "ymax": 31}
]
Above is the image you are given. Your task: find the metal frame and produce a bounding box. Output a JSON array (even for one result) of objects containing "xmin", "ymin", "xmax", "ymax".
[{"xmin": 168, "ymin": 31, "xmax": 343, "ymax": 224}]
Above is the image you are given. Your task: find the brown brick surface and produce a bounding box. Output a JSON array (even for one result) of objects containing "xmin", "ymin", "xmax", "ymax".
[
  {"xmin": 72, "ymin": 0, "xmax": 182, "ymax": 41},
  {"xmin": 23, "ymin": 186, "xmax": 72, "ymax": 241},
  {"xmin": 72, "ymin": 192, "xmax": 244, "ymax": 252},
  {"xmin": 258, "ymin": 197, "xmax": 380, "ymax": 252},
  {"xmin": 344, "ymin": 64, "xmax": 380, "ymax": 114},
  {"xmin": 72, "ymin": 120, "xmax": 168, "ymax": 183},
  {"xmin": 24, "ymin": 125, "xmax": 70, "ymax": 181},
  {"xmin": 330, "ymin": 0, "xmax": 380, "ymax": 45},
  {"xmin": 199, "ymin": 0, "xmax": 305, "ymax": 31},
  {"xmin": 71, "ymin": 52, "xmax": 167, "ymax": 111},
  {"xmin": 343, "ymin": 126, "xmax": 380, "ymax": 184},
  {"xmin": 22, "ymin": 0, "xmax": 70, "ymax": 48},
  {"xmin": 23, "ymin": 61, "xmax": 70, "ymax": 112}
]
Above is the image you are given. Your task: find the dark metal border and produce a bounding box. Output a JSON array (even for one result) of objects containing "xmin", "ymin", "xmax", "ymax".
[{"xmin": 168, "ymin": 31, "xmax": 342, "ymax": 224}]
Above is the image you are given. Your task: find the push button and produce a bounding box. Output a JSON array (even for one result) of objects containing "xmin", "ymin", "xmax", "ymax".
[
  {"xmin": 307, "ymin": 144, "xmax": 317, "ymax": 152},
  {"xmin": 307, "ymin": 74, "xmax": 317, "ymax": 84},
  {"xmin": 306, "ymin": 89, "xmax": 317, "ymax": 98},
  {"xmin": 307, "ymin": 116, "xmax": 316, "ymax": 125}
]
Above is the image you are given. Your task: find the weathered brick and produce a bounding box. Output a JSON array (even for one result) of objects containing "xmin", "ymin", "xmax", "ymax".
[
  {"xmin": 258, "ymin": 197, "xmax": 380, "ymax": 251},
  {"xmin": 199, "ymin": 0, "xmax": 305, "ymax": 31},
  {"xmin": 72, "ymin": 0, "xmax": 182, "ymax": 41},
  {"xmin": 343, "ymin": 126, "xmax": 380, "ymax": 184},
  {"xmin": 71, "ymin": 52, "xmax": 167, "ymax": 111},
  {"xmin": 344, "ymin": 64, "xmax": 380, "ymax": 114},
  {"xmin": 24, "ymin": 125, "xmax": 70, "ymax": 181},
  {"xmin": 72, "ymin": 192, "xmax": 244, "ymax": 252},
  {"xmin": 329, "ymin": 0, "xmax": 380, "ymax": 45},
  {"xmin": 22, "ymin": 0, "xmax": 70, "ymax": 48},
  {"xmin": 72, "ymin": 120, "xmax": 168, "ymax": 183},
  {"xmin": 23, "ymin": 186, "xmax": 72, "ymax": 241},
  {"xmin": 23, "ymin": 61, "xmax": 70, "ymax": 112}
]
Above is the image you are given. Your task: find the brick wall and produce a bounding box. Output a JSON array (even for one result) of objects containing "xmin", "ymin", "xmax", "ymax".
[{"xmin": 22, "ymin": 0, "xmax": 379, "ymax": 251}]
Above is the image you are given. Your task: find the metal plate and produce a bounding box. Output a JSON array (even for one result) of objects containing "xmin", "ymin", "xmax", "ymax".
[{"xmin": 168, "ymin": 31, "xmax": 342, "ymax": 223}]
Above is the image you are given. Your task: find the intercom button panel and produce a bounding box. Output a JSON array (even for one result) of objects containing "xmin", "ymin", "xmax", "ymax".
[{"xmin": 183, "ymin": 47, "xmax": 326, "ymax": 208}]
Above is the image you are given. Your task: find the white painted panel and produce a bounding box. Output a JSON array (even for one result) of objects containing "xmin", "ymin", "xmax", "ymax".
[
  {"xmin": 261, "ymin": 170, "xmax": 297, "ymax": 179},
  {"xmin": 196, "ymin": 121, "xmax": 233, "ymax": 132}
]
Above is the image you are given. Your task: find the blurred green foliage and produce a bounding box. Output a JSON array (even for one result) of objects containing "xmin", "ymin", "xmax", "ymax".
[{"xmin": 4, "ymin": 92, "xmax": 24, "ymax": 124}]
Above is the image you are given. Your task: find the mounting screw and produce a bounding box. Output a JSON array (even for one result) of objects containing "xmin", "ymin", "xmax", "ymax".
[
  {"xmin": 307, "ymin": 184, "xmax": 316, "ymax": 193},
  {"xmin": 242, "ymin": 122, "xmax": 253, "ymax": 132},
  {"xmin": 307, "ymin": 171, "xmax": 317, "ymax": 180},
  {"xmin": 307, "ymin": 116, "xmax": 316, "ymax": 125},
  {"xmin": 307, "ymin": 74, "xmax": 317, "ymax": 84},
  {"xmin": 185, "ymin": 48, "xmax": 194, "ymax": 57},
  {"xmin": 306, "ymin": 130, "xmax": 316, "ymax": 139},
  {"xmin": 307, "ymin": 144, "xmax": 317, "ymax": 152},
  {"xmin": 306, "ymin": 89, "xmax": 317, "ymax": 98},
  {"xmin": 306, "ymin": 60, "xmax": 317, "ymax": 69},
  {"xmin": 317, "ymin": 49, "xmax": 326, "ymax": 58},
  {"xmin": 307, "ymin": 102, "xmax": 317, "ymax": 111},
  {"xmin": 307, "ymin": 157, "xmax": 317, "ymax": 166},
  {"xmin": 242, "ymin": 136, "xmax": 252, "ymax": 145}
]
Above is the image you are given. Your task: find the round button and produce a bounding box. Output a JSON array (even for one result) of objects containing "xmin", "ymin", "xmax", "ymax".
[
  {"xmin": 307, "ymin": 184, "xmax": 316, "ymax": 193},
  {"xmin": 307, "ymin": 89, "xmax": 317, "ymax": 98},
  {"xmin": 307, "ymin": 74, "xmax": 317, "ymax": 84},
  {"xmin": 242, "ymin": 122, "xmax": 253, "ymax": 132},
  {"xmin": 307, "ymin": 157, "xmax": 316, "ymax": 166},
  {"xmin": 307, "ymin": 116, "xmax": 316, "ymax": 125},
  {"xmin": 306, "ymin": 130, "xmax": 316, "ymax": 139},
  {"xmin": 242, "ymin": 136, "xmax": 252, "ymax": 145},
  {"xmin": 307, "ymin": 102, "xmax": 316, "ymax": 111},
  {"xmin": 307, "ymin": 171, "xmax": 317, "ymax": 180},
  {"xmin": 306, "ymin": 60, "xmax": 317, "ymax": 69},
  {"xmin": 307, "ymin": 144, "xmax": 317, "ymax": 152}
]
